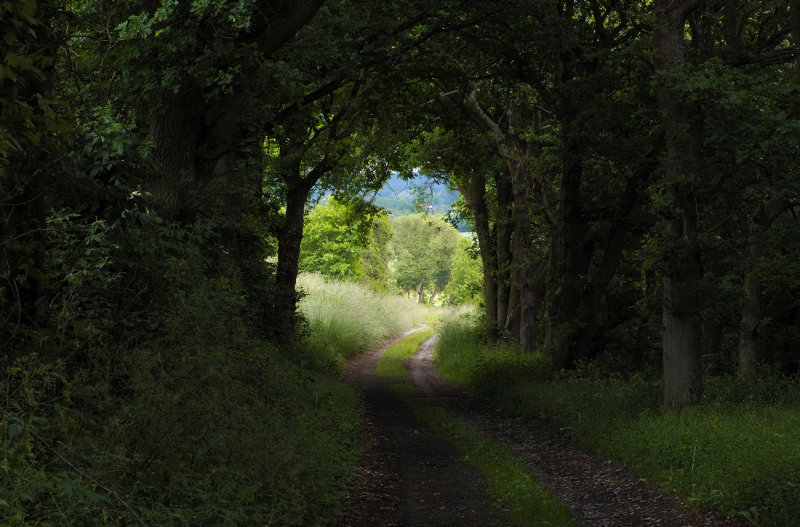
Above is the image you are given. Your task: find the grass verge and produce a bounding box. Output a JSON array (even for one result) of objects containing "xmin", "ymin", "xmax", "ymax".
[
  {"xmin": 2, "ymin": 278, "xmax": 363, "ymax": 526},
  {"xmin": 376, "ymin": 329, "xmax": 576, "ymax": 527},
  {"xmin": 435, "ymin": 314, "xmax": 800, "ymax": 527}
]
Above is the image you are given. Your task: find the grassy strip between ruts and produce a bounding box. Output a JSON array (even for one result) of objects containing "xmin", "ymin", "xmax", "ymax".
[
  {"xmin": 375, "ymin": 325, "xmax": 436, "ymax": 378},
  {"xmin": 375, "ymin": 329, "xmax": 577, "ymax": 527}
]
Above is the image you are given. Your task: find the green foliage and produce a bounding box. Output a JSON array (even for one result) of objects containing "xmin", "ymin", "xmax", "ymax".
[
  {"xmin": 300, "ymin": 197, "xmax": 373, "ymax": 280},
  {"xmin": 299, "ymin": 196, "xmax": 393, "ymax": 288},
  {"xmin": 443, "ymin": 237, "xmax": 483, "ymax": 305},
  {"xmin": 298, "ymin": 272, "xmax": 428, "ymax": 368},
  {"xmin": 5, "ymin": 0, "xmax": 800, "ymax": 524},
  {"xmin": 360, "ymin": 211, "xmax": 393, "ymax": 290},
  {"xmin": 1, "ymin": 276, "xmax": 363, "ymax": 526},
  {"xmin": 0, "ymin": 0, "xmax": 69, "ymax": 161},
  {"xmin": 118, "ymin": 285, "xmax": 360, "ymax": 526},
  {"xmin": 3, "ymin": 195, "xmax": 362, "ymax": 526},
  {"xmin": 436, "ymin": 316, "xmax": 800, "ymax": 526},
  {"xmin": 436, "ymin": 311, "xmax": 554, "ymax": 402},
  {"xmin": 390, "ymin": 213, "xmax": 460, "ymax": 301},
  {"xmin": 609, "ymin": 405, "xmax": 800, "ymax": 525}
]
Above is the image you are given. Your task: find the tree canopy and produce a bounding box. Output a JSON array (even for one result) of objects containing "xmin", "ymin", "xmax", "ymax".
[
  {"xmin": 390, "ymin": 213, "xmax": 461, "ymax": 303},
  {"xmin": 3, "ymin": 0, "xmax": 800, "ymax": 521}
]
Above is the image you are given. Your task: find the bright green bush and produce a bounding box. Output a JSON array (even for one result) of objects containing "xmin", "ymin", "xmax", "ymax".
[{"xmin": 435, "ymin": 315, "xmax": 800, "ymax": 526}]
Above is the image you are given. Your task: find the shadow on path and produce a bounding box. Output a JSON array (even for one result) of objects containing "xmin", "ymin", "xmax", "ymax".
[{"xmin": 339, "ymin": 327, "xmax": 511, "ymax": 527}]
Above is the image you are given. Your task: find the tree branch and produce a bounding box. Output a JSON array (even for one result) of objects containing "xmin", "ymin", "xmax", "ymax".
[
  {"xmin": 252, "ymin": 0, "xmax": 326, "ymax": 57},
  {"xmin": 731, "ymin": 46, "xmax": 800, "ymax": 67}
]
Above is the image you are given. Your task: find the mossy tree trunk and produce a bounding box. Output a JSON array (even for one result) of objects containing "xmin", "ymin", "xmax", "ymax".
[
  {"xmin": 654, "ymin": 0, "xmax": 707, "ymax": 409},
  {"xmin": 459, "ymin": 171, "xmax": 498, "ymax": 341}
]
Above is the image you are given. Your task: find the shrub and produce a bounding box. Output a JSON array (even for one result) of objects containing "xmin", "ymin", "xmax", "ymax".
[{"xmin": 2, "ymin": 276, "xmax": 362, "ymax": 526}]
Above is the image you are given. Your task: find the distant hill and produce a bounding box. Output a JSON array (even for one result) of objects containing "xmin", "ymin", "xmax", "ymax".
[
  {"xmin": 371, "ymin": 174, "xmax": 460, "ymax": 218},
  {"xmin": 310, "ymin": 174, "xmax": 467, "ymax": 230}
]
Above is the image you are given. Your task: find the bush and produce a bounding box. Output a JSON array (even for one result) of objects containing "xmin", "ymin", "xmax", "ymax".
[{"xmin": 2, "ymin": 276, "xmax": 362, "ymax": 526}]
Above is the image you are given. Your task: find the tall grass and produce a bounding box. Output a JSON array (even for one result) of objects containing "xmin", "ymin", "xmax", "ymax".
[
  {"xmin": 298, "ymin": 273, "xmax": 427, "ymax": 365},
  {"xmin": 435, "ymin": 314, "xmax": 800, "ymax": 526}
]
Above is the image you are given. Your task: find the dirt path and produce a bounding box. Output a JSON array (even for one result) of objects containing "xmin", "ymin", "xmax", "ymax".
[
  {"xmin": 339, "ymin": 328, "xmax": 511, "ymax": 527},
  {"xmin": 339, "ymin": 330, "xmax": 746, "ymax": 527}
]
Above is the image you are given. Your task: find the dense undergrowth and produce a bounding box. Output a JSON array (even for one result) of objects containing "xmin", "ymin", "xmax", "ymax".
[
  {"xmin": 2, "ymin": 273, "xmax": 421, "ymax": 526},
  {"xmin": 435, "ymin": 314, "xmax": 800, "ymax": 527}
]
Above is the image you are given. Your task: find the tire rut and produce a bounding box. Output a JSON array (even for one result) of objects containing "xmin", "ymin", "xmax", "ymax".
[
  {"xmin": 338, "ymin": 328, "xmax": 511, "ymax": 527},
  {"xmin": 406, "ymin": 336, "xmax": 747, "ymax": 527}
]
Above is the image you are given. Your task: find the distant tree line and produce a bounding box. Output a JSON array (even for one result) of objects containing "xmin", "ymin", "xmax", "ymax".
[{"xmin": 298, "ymin": 198, "xmax": 479, "ymax": 305}]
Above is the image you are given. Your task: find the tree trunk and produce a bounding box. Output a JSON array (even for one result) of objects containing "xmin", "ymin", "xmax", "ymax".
[
  {"xmin": 738, "ymin": 198, "xmax": 791, "ymax": 375},
  {"xmin": 204, "ymin": 98, "xmax": 251, "ymax": 272},
  {"xmin": 460, "ymin": 173, "xmax": 498, "ymax": 341},
  {"xmin": 654, "ymin": 0, "xmax": 707, "ymax": 408},
  {"xmin": 148, "ymin": 88, "xmax": 203, "ymax": 221},
  {"xmin": 662, "ymin": 236, "xmax": 704, "ymax": 408},
  {"xmin": 542, "ymin": 4, "xmax": 587, "ymax": 367},
  {"xmin": 738, "ymin": 228, "xmax": 762, "ymax": 376},
  {"xmin": 511, "ymin": 162, "xmax": 537, "ymax": 353},
  {"xmin": 505, "ymin": 280, "xmax": 520, "ymax": 337},
  {"xmin": 276, "ymin": 169, "xmax": 314, "ymax": 337},
  {"xmin": 465, "ymin": 91, "xmax": 538, "ymax": 349},
  {"xmin": 569, "ymin": 161, "xmax": 651, "ymax": 364},
  {"xmin": 545, "ymin": 130, "xmax": 592, "ymax": 367},
  {"xmin": 494, "ymin": 173, "xmax": 514, "ymax": 336},
  {"xmin": 544, "ymin": 231, "xmax": 561, "ymax": 352},
  {"xmin": 555, "ymin": 117, "xmax": 591, "ymax": 365},
  {"xmin": 416, "ymin": 279, "xmax": 425, "ymax": 304}
]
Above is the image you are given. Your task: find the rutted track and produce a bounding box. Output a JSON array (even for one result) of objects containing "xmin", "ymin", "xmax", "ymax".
[
  {"xmin": 338, "ymin": 327, "xmax": 510, "ymax": 527},
  {"xmin": 339, "ymin": 329, "xmax": 745, "ymax": 527},
  {"xmin": 407, "ymin": 336, "xmax": 746, "ymax": 527}
]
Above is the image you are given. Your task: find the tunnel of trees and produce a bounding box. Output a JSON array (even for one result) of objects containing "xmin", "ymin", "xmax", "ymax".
[{"xmin": 2, "ymin": 0, "xmax": 800, "ymax": 522}]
